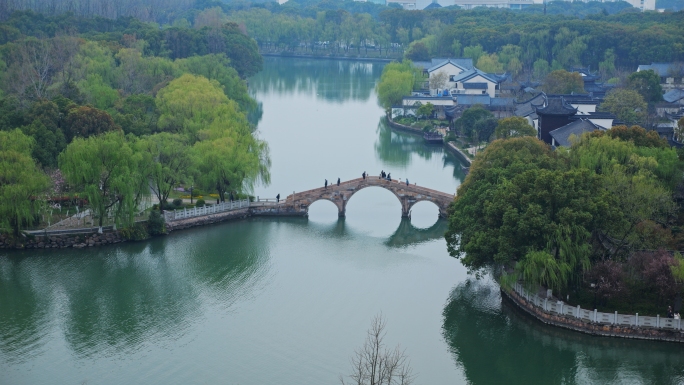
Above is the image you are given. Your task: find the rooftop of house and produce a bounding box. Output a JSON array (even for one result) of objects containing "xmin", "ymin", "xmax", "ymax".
[
  {"xmin": 549, "ymin": 119, "xmax": 602, "ymax": 147},
  {"xmin": 427, "ymin": 58, "xmax": 474, "ymax": 73},
  {"xmin": 463, "ymin": 82, "xmax": 488, "ymax": 89},
  {"xmin": 423, "ymin": 1, "xmax": 442, "ymax": 9},
  {"xmin": 586, "ymin": 111, "xmax": 617, "ymax": 119},
  {"xmin": 451, "ymin": 68, "xmax": 507, "ymax": 84},
  {"xmin": 547, "ymin": 93, "xmax": 603, "ymax": 104},
  {"xmin": 514, "ymin": 92, "xmax": 546, "ymax": 117},
  {"xmin": 455, "ymin": 94, "xmax": 491, "ymax": 105},
  {"xmin": 637, "ymin": 63, "xmax": 684, "ymax": 78},
  {"xmin": 655, "ymin": 102, "xmax": 682, "ymax": 109},
  {"xmin": 536, "ymin": 97, "xmax": 577, "ymax": 116},
  {"xmin": 402, "ymin": 96, "xmax": 454, "ymax": 101},
  {"xmin": 664, "ymin": 89, "xmax": 684, "ymax": 103}
]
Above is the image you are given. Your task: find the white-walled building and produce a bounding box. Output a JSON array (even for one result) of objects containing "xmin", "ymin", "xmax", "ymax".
[
  {"xmin": 386, "ymin": 0, "xmax": 417, "ymax": 9},
  {"xmin": 427, "ymin": 58, "xmax": 506, "ymax": 98}
]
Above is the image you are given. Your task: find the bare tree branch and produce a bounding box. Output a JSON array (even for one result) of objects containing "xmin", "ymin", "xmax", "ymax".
[{"xmin": 341, "ymin": 314, "xmax": 414, "ymax": 385}]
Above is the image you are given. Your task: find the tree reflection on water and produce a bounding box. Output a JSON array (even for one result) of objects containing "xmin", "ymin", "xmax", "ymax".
[{"xmin": 442, "ymin": 279, "xmax": 684, "ymax": 385}]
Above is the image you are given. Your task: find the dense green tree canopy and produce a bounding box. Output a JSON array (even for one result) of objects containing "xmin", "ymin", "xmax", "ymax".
[
  {"xmin": 542, "ymin": 70, "xmax": 584, "ymax": 94},
  {"xmin": 494, "ymin": 117, "xmax": 536, "ymax": 140},
  {"xmin": 446, "ymin": 130, "xmax": 683, "ymax": 294},
  {"xmin": 59, "ymin": 131, "xmax": 146, "ymax": 229},
  {"xmin": 64, "ymin": 106, "xmax": 120, "ymax": 142},
  {"xmin": 599, "ymin": 89, "xmax": 647, "ymax": 126},
  {"xmin": 376, "ymin": 61, "xmax": 418, "ymax": 112},
  {"xmin": 0, "ymin": 129, "xmax": 50, "ymax": 235},
  {"xmin": 627, "ymin": 69, "xmax": 663, "ymax": 104},
  {"xmin": 138, "ymin": 133, "xmax": 193, "ymax": 210},
  {"xmin": 192, "ymin": 117, "xmax": 271, "ymax": 200},
  {"xmin": 156, "ymin": 73, "xmax": 249, "ymax": 142},
  {"xmin": 453, "ymin": 105, "xmax": 493, "ymax": 140}
]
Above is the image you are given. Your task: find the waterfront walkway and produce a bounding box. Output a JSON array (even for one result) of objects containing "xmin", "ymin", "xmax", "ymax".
[{"xmin": 162, "ymin": 178, "xmax": 456, "ymax": 223}]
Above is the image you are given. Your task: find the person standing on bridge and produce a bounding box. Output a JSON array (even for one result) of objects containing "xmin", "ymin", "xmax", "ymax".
[
  {"xmin": 380, "ymin": 170, "xmax": 384, "ymax": 179},
  {"xmin": 276, "ymin": 193, "xmax": 280, "ymax": 203},
  {"xmin": 362, "ymin": 171, "xmax": 366, "ymax": 180},
  {"xmin": 325, "ymin": 179, "xmax": 328, "ymax": 189},
  {"xmin": 406, "ymin": 179, "xmax": 409, "ymax": 186},
  {"xmin": 337, "ymin": 178, "xmax": 340, "ymax": 186},
  {"xmin": 387, "ymin": 173, "xmax": 391, "ymax": 181}
]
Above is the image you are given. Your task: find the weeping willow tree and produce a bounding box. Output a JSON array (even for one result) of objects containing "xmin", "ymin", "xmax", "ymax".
[
  {"xmin": 0, "ymin": 130, "xmax": 50, "ymax": 235},
  {"xmin": 192, "ymin": 114, "xmax": 270, "ymax": 200},
  {"xmin": 514, "ymin": 225, "xmax": 592, "ymax": 293},
  {"xmin": 58, "ymin": 131, "xmax": 147, "ymax": 231},
  {"xmin": 155, "ymin": 73, "xmax": 270, "ymax": 200},
  {"xmin": 137, "ymin": 133, "xmax": 193, "ymax": 211}
]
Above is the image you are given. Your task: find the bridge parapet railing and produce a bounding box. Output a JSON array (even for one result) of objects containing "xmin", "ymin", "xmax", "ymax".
[
  {"xmin": 164, "ymin": 199, "xmax": 250, "ymax": 222},
  {"xmin": 511, "ymin": 282, "xmax": 683, "ymax": 330}
]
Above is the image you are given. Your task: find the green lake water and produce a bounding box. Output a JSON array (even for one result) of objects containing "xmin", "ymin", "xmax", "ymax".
[{"xmin": 1, "ymin": 57, "xmax": 683, "ymax": 385}]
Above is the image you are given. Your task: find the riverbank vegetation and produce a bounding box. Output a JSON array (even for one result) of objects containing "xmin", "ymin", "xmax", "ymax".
[
  {"xmin": 376, "ymin": 60, "xmax": 423, "ymax": 112},
  {"xmin": 0, "ymin": 10, "xmax": 269, "ymax": 236},
  {"xmin": 446, "ymin": 127, "xmax": 684, "ymax": 314},
  {"xmin": 221, "ymin": 2, "xmax": 684, "ymax": 80}
]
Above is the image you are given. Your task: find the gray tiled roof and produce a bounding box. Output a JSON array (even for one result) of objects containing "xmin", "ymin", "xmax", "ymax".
[
  {"xmin": 456, "ymin": 95, "xmax": 491, "ymax": 105},
  {"xmin": 549, "ymin": 119, "xmax": 602, "ymax": 147},
  {"xmin": 430, "ymin": 58, "xmax": 473, "ymax": 68},
  {"xmin": 664, "ymin": 89, "xmax": 684, "ymax": 103},
  {"xmin": 423, "ymin": 2, "xmax": 442, "ymax": 9},
  {"xmin": 428, "ymin": 58, "xmax": 473, "ymax": 73},
  {"xmin": 536, "ymin": 97, "xmax": 577, "ymax": 116},
  {"xmin": 637, "ymin": 63, "xmax": 684, "ymax": 77},
  {"xmin": 463, "ymin": 82, "xmax": 488, "ymax": 89},
  {"xmin": 491, "ymin": 98, "xmax": 515, "ymax": 107},
  {"xmin": 451, "ymin": 68, "xmax": 503, "ymax": 84}
]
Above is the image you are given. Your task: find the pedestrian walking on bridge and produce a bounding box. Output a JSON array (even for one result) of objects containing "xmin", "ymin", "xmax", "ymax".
[
  {"xmin": 362, "ymin": 171, "xmax": 366, "ymax": 180},
  {"xmin": 276, "ymin": 194, "xmax": 280, "ymax": 203},
  {"xmin": 325, "ymin": 179, "xmax": 328, "ymax": 189},
  {"xmin": 337, "ymin": 178, "xmax": 340, "ymax": 186},
  {"xmin": 406, "ymin": 179, "xmax": 409, "ymax": 186}
]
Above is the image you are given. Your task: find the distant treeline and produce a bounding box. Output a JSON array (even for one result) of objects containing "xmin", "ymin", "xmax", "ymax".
[
  {"xmin": 4, "ymin": 0, "xmax": 684, "ymax": 76},
  {"xmin": 214, "ymin": 2, "xmax": 684, "ymax": 76}
]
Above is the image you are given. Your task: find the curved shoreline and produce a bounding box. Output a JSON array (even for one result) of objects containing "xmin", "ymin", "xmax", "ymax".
[
  {"xmin": 502, "ymin": 285, "xmax": 684, "ymax": 343},
  {"xmin": 385, "ymin": 116, "xmax": 472, "ymax": 167}
]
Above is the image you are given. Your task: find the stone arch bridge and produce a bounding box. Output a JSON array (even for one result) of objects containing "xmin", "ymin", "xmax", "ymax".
[{"xmin": 270, "ymin": 177, "xmax": 455, "ymax": 218}]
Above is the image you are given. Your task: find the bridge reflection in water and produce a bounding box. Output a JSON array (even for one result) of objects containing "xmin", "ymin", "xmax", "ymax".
[{"xmin": 295, "ymin": 217, "xmax": 447, "ymax": 249}]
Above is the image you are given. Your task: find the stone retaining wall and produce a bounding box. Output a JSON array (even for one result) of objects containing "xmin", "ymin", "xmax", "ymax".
[
  {"xmin": 444, "ymin": 142, "xmax": 472, "ymax": 167},
  {"xmin": 386, "ymin": 116, "xmax": 472, "ymax": 168},
  {"xmin": 502, "ymin": 287, "xmax": 684, "ymax": 343},
  {"xmin": 386, "ymin": 116, "xmax": 424, "ymax": 135},
  {"xmin": 0, "ymin": 207, "xmax": 287, "ymax": 251},
  {"xmin": 165, "ymin": 208, "xmax": 251, "ymax": 231},
  {"xmin": 0, "ymin": 231, "xmax": 124, "ymax": 250}
]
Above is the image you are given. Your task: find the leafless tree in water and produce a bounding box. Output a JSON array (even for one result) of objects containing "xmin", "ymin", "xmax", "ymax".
[{"xmin": 340, "ymin": 314, "xmax": 414, "ymax": 385}]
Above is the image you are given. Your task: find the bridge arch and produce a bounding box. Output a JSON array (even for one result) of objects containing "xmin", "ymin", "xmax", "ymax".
[
  {"xmin": 307, "ymin": 197, "xmax": 344, "ymax": 218},
  {"xmin": 405, "ymin": 198, "xmax": 443, "ymax": 221},
  {"xmin": 287, "ymin": 178, "xmax": 453, "ymax": 219},
  {"xmin": 337, "ymin": 183, "xmax": 405, "ymax": 217}
]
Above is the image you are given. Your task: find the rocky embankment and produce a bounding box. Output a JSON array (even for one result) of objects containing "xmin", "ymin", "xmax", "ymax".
[{"xmin": 0, "ymin": 231, "xmax": 124, "ymax": 250}]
